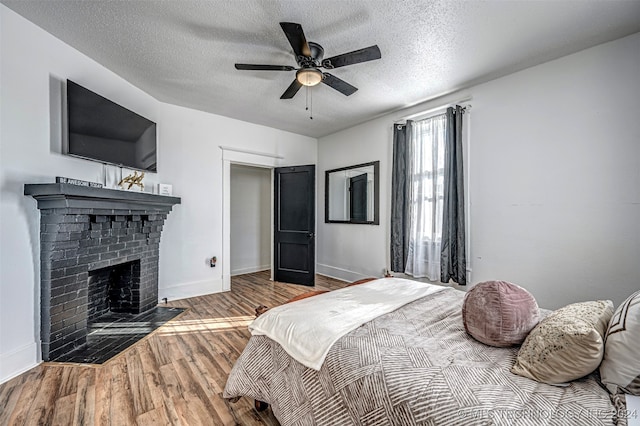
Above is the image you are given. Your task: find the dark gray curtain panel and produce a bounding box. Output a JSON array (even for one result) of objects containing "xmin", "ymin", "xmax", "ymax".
[
  {"xmin": 440, "ymin": 106, "xmax": 467, "ymax": 285},
  {"xmin": 390, "ymin": 121, "xmax": 412, "ymax": 272}
]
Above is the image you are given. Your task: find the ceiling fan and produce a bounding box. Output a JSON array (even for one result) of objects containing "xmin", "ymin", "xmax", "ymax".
[{"xmin": 235, "ymin": 22, "xmax": 381, "ymax": 99}]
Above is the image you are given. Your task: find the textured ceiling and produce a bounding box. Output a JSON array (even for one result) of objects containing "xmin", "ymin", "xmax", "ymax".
[{"xmin": 3, "ymin": 0, "xmax": 640, "ymax": 138}]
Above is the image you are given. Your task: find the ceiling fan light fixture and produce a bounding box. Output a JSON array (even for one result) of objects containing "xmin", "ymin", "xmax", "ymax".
[{"xmin": 296, "ymin": 68, "xmax": 323, "ymax": 86}]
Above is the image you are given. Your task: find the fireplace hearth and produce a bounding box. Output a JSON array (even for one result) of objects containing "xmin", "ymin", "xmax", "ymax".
[{"xmin": 25, "ymin": 183, "xmax": 181, "ymax": 362}]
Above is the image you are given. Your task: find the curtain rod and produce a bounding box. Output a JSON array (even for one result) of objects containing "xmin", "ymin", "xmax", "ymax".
[{"xmin": 394, "ymin": 97, "xmax": 472, "ymax": 124}]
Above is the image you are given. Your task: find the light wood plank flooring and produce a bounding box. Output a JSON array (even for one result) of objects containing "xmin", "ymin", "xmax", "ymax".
[{"xmin": 0, "ymin": 271, "xmax": 348, "ymax": 426}]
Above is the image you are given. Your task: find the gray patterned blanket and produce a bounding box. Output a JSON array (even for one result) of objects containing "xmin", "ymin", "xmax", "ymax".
[{"xmin": 224, "ymin": 288, "xmax": 623, "ymax": 425}]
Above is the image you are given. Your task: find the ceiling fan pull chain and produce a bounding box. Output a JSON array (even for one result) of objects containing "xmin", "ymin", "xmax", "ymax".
[
  {"xmin": 310, "ymin": 87, "xmax": 313, "ymax": 120},
  {"xmin": 305, "ymin": 85, "xmax": 309, "ymax": 111}
]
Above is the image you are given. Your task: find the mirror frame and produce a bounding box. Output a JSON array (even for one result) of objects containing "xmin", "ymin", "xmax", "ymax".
[{"xmin": 325, "ymin": 160, "xmax": 380, "ymax": 225}]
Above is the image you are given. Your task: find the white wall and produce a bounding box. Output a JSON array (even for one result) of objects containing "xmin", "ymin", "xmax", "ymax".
[
  {"xmin": 467, "ymin": 32, "xmax": 640, "ymax": 309},
  {"xmin": 230, "ymin": 165, "xmax": 271, "ymax": 275},
  {"xmin": 318, "ymin": 32, "xmax": 640, "ymax": 310},
  {"xmin": 0, "ymin": 5, "xmax": 159, "ymax": 384},
  {"xmin": 0, "ymin": 6, "xmax": 316, "ymax": 383},
  {"xmin": 157, "ymin": 103, "xmax": 316, "ymax": 300},
  {"xmin": 328, "ymin": 172, "xmax": 349, "ymax": 220},
  {"xmin": 318, "ymin": 120, "xmax": 391, "ymax": 282}
]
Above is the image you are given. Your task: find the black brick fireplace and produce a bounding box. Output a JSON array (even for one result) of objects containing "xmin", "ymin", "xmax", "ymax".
[{"xmin": 25, "ymin": 183, "xmax": 180, "ymax": 361}]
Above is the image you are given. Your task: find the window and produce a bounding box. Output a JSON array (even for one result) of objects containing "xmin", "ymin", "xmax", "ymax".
[
  {"xmin": 410, "ymin": 114, "xmax": 446, "ymax": 242},
  {"xmin": 391, "ymin": 105, "xmax": 467, "ymax": 284},
  {"xmin": 405, "ymin": 114, "xmax": 447, "ymax": 279}
]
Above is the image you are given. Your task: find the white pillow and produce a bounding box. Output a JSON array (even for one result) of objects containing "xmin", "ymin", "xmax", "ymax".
[
  {"xmin": 511, "ymin": 300, "xmax": 613, "ymax": 384},
  {"xmin": 600, "ymin": 290, "xmax": 640, "ymax": 395}
]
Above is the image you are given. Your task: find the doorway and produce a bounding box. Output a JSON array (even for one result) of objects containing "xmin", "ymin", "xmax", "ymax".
[
  {"xmin": 220, "ymin": 146, "xmax": 316, "ymax": 291},
  {"xmin": 230, "ymin": 164, "xmax": 271, "ymax": 277}
]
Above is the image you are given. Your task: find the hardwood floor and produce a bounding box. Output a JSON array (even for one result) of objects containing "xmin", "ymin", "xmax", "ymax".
[{"xmin": 0, "ymin": 271, "xmax": 349, "ymax": 426}]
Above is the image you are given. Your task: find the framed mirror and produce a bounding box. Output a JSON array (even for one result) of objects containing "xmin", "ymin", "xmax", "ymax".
[{"xmin": 325, "ymin": 161, "xmax": 379, "ymax": 224}]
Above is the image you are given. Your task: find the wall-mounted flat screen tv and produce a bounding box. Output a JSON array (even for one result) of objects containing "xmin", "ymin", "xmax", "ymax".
[{"xmin": 66, "ymin": 80, "xmax": 157, "ymax": 172}]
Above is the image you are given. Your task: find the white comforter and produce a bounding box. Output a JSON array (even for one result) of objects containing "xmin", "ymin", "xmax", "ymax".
[{"xmin": 248, "ymin": 277, "xmax": 445, "ymax": 370}]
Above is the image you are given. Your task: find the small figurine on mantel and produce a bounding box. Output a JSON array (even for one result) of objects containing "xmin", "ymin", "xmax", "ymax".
[{"xmin": 118, "ymin": 171, "xmax": 145, "ymax": 190}]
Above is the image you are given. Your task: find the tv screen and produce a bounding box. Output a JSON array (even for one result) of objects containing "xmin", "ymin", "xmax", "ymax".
[{"xmin": 66, "ymin": 80, "xmax": 157, "ymax": 172}]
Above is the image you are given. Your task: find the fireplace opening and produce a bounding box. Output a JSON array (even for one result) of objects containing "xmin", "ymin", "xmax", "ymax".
[{"xmin": 88, "ymin": 260, "xmax": 141, "ymax": 323}]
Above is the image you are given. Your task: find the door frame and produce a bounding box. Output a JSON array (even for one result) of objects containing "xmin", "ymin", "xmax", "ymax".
[{"xmin": 221, "ymin": 146, "xmax": 283, "ymax": 291}]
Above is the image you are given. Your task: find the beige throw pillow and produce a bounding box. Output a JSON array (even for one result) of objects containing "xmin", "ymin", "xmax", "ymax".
[
  {"xmin": 511, "ymin": 300, "xmax": 614, "ymax": 384},
  {"xmin": 600, "ymin": 290, "xmax": 640, "ymax": 395}
]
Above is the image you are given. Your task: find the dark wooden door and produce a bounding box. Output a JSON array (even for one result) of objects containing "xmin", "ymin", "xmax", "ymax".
[
  {"xmin": 274, "ymin": 165, "xmax": 315, "ymax": 286},
  {"xmin": 349, "ymin": 173, "xmax": 368, "ymax": 222}
]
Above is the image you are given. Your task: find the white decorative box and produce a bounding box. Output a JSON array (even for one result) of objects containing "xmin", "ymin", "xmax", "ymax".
[{"xmin": 158, "ymin": 183, "xmax": 173, "ymax": 196}]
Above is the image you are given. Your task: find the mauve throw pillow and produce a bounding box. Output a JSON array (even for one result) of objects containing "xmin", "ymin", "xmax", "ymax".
[{"xmin": 462, "ymin": 281, "xmax": 540, "ymax": 347}]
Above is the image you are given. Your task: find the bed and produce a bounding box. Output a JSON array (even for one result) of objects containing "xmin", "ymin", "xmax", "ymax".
[{"xmin": 223, "ymin": 279, "xmax": 626, "ymax": 425}]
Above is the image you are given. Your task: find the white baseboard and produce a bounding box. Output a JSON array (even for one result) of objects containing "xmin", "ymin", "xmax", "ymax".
[
  {"xmin": 231, "ymin": 265, "xmax": 270, "ymax": 277},
  {"xmin": 316, "ymin": 264, "xmax": 370, "ymax": 283},
  {"xmin": 159, "ymin": 277, "xmax": 225, "ymax": 302},
  {"xmin": 0, "ymin": 342, "xmax": 39, "ymax": 384}
]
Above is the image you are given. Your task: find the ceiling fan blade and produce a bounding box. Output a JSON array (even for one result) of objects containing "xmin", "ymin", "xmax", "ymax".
[
  {"xmin": 280, "ymin": 79, "xmax": 303, "ymax": 99},
  {"xmin": 322, "ymin": 45, "xmax": 381, "ymax": 69},
  {"xmin": 235, "ymin": 64, "xmax": 296, "ymax": 71},
  {"xmin": 322, "ymin": 73, "xmax": 358, "ymax": 96},
  {"xmin": 280, "ymin": 22, "xmax": 311, "ymax": 58}
]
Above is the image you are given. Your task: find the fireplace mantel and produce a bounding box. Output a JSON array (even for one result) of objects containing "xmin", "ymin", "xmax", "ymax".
[{"xmin": 24, "ymin": 183, "xmax": 181, "ymax": 211}]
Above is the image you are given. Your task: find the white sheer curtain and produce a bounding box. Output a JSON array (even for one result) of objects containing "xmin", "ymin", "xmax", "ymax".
[{"xmin": 404, "ymin": 114, "xmax": 446, "ymax": 280}]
